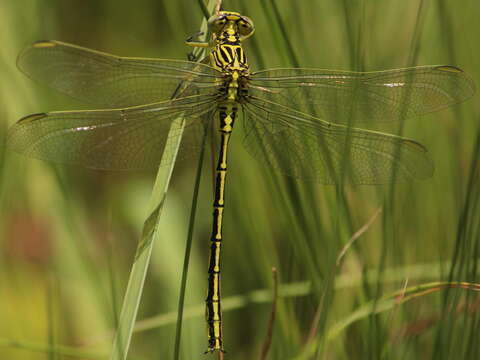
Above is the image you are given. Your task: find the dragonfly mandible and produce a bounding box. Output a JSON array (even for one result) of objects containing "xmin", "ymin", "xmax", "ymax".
[{"xmin": 7, "ymin": 10, "xmax": 475, "ymax": 353}]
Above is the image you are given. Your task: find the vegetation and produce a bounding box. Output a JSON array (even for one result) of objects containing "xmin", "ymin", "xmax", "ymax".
[{"xmin": 1, "ymin": 0, "xmax": 479, "ymax": 359}]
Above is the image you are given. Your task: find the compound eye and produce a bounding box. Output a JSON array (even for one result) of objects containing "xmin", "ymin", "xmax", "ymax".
[
  {"xmin": 237, "ymin": 18, "xmax": 254, "ymax": 36},
  {"xmin": 208, "ymin": 15, "xmax": 227, "ymax": 33}
]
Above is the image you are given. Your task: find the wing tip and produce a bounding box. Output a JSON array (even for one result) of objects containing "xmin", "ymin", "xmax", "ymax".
[
  {"xmin": 433, "ymin": 65, "xmax": 465, "ymax": 73},
  {"xmin": 403, "ymin": 139, "xmax": 435, "ymax": 180},
  {"xmin": 17, "ymin": 112, "xmax": 48, "ymax": 124},
  {"xmin": 434, "ymin": 65, "xmax": 476, "ymax": 99},
  {"xmin": 7, "ymin": 113, "xmax": 48, "ymax": 147},
  {"xmin": 401, "ymin": 138, "xmax": 428, "ymax": 153},
  {"xmin": 17, "ymin": 40, "xmax": 58, "ymax": 71}
]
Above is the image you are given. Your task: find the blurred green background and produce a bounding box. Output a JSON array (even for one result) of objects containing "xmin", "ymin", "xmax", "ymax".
[{"xmin": 1, "ymin": 0, "xmax": 480, "ymax": 359}]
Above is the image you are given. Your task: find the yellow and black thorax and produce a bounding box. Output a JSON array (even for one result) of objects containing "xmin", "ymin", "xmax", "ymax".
[{"xmin": 208, "ymin": 11, "xmax": 253, "ymax": 103}]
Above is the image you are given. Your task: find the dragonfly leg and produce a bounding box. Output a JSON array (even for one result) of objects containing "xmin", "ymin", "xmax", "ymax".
[{"xmin": 185, "ymin": 31, "xmax": 210, "ymax": 48}]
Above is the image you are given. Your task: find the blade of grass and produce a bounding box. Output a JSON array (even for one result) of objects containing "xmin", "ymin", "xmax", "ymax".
[
  {"xmin": 336, "ymin": 207, "xmax": 383, "ymax": 266},
  {"xmin": 260, "ymin": 268, "xmax": 279, "ymax": 360},
  {"xmin": 110, "ymin": 3, "xmax": 217, "ymax": 360},
  {"xmin": 46, "ymin": 274, "xmax": 56, "ymax": 360},
  {"xmin": 198, "ymin": 0, "xmax": 210, "ymax": 20},
  {"xmin": 172, "ymin": 122, "xmax": 208, "ymax": 359},
  {"xmin": 110, "ymin": 116, "xmax": 186, "ymax": 360}
]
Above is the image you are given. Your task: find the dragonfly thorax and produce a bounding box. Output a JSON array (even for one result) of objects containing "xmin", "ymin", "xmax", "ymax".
[
  {"xmin": 208, "ymin": 11, "xmax": 253, "ymax": 79},
  {"xmin": 210, "ymin": 42, "xmax": 250, "ymax": 103},
  {"xmin": 209, "ymin": 16, "xmax": 251, "ymax": 101},
  {"xmin": 210, "ymin": 43, "xmax": 249, "ymax": 72}
]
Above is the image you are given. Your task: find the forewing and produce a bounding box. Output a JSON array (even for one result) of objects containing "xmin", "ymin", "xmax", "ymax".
[
  {"xmin": 242, "ymin": 97, "xmax": 434, "ymax": 184},
  {"xmin": 249, "ymin": 65, "xmax": 475, "ymax": 123},
  {"xmin": 7, "ymin": 95, "xmax": 217, "ymax": 170},
  {"xmin": 17, "ymin": 40, "xmax": 223, "ymax": 107}
]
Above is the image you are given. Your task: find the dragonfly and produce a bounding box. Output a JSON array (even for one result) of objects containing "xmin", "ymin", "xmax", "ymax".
[{"xmin": 7, "ymin": 10, "xmax": 475, "ymax": 353}]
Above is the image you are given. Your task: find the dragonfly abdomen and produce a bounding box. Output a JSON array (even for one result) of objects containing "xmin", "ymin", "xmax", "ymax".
[{"xmin": 205, "ymin": 103, "xmax": 237, "ymax": 353}]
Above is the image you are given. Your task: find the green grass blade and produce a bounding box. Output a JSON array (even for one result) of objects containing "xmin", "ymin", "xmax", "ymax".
[
  {"xmin": 110, "ymin": 116, "xmax": 186, "ymax": 360},
  {"xmin": 173, "ymin": 123, "xmax": 208, "ymax": 359},
  {"xmin": 110, "ymin": 3, "xmax": 216, "ymax": 359}
]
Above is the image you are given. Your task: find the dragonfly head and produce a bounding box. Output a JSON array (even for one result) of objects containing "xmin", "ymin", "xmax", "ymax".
[{"xmin": 208, "ymin": 11, "xmax": 255, "ymax": 42}]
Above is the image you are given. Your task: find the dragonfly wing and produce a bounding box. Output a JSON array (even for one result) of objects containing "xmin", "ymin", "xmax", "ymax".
[
  {"xmin": 18, "ymin": 40, "xmax": 222, "ymax": 107},
  {"xmin": 242, "ymin": 96, "xmax": 434, "ymax": 184},
  {"xmin": 249, "ymin": 65, "xmax": 475, "ymax": 123},
  {"xmin": 7, "ymin": 94, "xmax": 217, "ymax": 170}
]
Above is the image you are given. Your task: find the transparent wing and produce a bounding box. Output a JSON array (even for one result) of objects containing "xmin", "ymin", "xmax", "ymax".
[
  {"xmin": 7, "ymin": 94, "xmax": 218, "ymax": 170},
  {"xmin": 249, "ymin": 65, "xmax": 475, "ymax": 123},
  {"xmin": 242, "ymin": 97, "xmax": 434, "ymax": 184},
  {"xmin": 17, "ymin": 40, "xmax": 223, "ymax": 107}
]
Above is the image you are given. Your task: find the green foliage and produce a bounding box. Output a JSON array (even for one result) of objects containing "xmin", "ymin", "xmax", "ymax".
[{"xmin": 1, "ymin": 0, "xmax": 479, "ymax": 359}]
